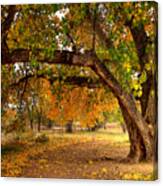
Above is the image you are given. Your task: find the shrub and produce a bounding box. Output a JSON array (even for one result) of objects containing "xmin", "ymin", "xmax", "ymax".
[{"xmin": 35, "ymin": 133, "xmax": 49, "ymax": 143}]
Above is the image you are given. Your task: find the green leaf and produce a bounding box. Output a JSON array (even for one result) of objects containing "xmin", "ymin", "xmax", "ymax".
[
  {"xmin": 31, "ymin": 58, "xmax": 39, "ymax": 68},
  {"xmin": 19, "ymin": 25, "xmax": 24, "ymax": 34},
  {"xmin": 47, "ymin": 68, "xmax": 52, "ymax": 76},
  {"xmin": 62, "ymin": 40, "xmax": 68, "ymax": 47},
  {"xmin": 139, "ymin": 71, "xmax": 147, "ymax": 84},
  {"xmin": 52, "ymin": 4, "xmax": 60, "ymax": 13}
]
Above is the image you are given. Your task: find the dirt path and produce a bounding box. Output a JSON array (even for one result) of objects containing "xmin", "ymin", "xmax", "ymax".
[{"xmin": 20, "ymin": 135, "xmax": 154, "ymax": 180}]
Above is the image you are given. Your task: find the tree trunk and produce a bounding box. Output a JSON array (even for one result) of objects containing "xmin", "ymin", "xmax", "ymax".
[
  {"xmin": 92, "ymin": 58, "xmax": 153, "ymax": 161},
  {"xmin": 37, "ymin": 116, "xmax": 41, "ymax": 132},
  {"xmin": 126, "ymin": 17, "xmax": 157, "ymax": 162},
  {"xmin": 38, "ymin": 122, "xmax": 41, "ymax": 132},
  {"xmin": 140, "ymin": 73, "xmax": 153, "ymax": 117},
  {"xmin": 30, "ymin": 119, "xmax": 33, "ymax": 130},
  {"xmin": 140, "ymin": 68, "xmax": 157, "ymax": 162},
  {"xmin": 144, "ymin": 92, "xmax": 157, "ymax": 162},
  {"xmin": 119, "ymin": 100, "xmax": 146, "ymax": 162},
  {"xmin": 66, "ymin": 120, "xmax": 73, "ymax": 133}
]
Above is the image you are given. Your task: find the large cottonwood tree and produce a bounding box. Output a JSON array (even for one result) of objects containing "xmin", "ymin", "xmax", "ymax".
[{"xmin": 1, "ymin": 2, "xmax": 157, "ymax": 162}]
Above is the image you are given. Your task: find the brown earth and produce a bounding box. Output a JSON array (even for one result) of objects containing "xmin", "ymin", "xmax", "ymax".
[
  {"xmin": 2, "ymin": 129, "xmax": 156, "ymax": 180},
  {"xmin": 21, "ymin": 133, "xmax": 154, "ymax": 180}
]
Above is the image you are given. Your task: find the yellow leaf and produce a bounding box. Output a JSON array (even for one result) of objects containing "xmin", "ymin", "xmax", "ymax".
[
  {"xmin": 39, "ymin": 159, "xmax": 47, "ymax": 164},
  {"xmin": 101, "ymin": 167, "xmax": 108, "ymax": 174},
  {"xmin": 88, "ymin": 160, "xmax": 93, "ymax": 165}
]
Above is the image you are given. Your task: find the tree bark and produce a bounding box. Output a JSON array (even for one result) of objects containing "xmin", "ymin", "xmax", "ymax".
[
  {"xmin": 118, "ymin": 100, "xmax": 146, "ymax": 162},
  {"xmin": 127, "ymin": 18, "xmax": 157, "ymax": 126},
  {"xmin": 66, "ymin": 120, "xmax": 73, "ymax": 133},
  {"xmin": 37, "ymin": 111, "xmax": 42, "ymax": 132},
  {"xmin": 38, "ymin": 119, "xmax": 41, "ymax": 132},
  {"xmin": 125, "ymin": 14, "xmax": 157, "ymax": 162},
  {"xmin": 30, "ymin": 120, "xmax": 33, "ymax": 130},
  {"xmin": 92, "ymin": 57, "xmax": 153, "ymax": 161},
  {"xmin": 140, "ymin": 73, "xmax": 153, "ymax": 117}
]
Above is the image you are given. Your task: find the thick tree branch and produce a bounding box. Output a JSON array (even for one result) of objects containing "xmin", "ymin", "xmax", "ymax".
[
  {"xmin": 95, "ymin": 21, "xmax": 113, "ymax": 49},
  {"xmin": 2, "ymin": 5, "xmax": 17, "ymax": 40},
  {"xmin": 2, "ymin": 48, "xmax": 94, "ymax": 67},
  {"xmin": 125, "ymin": 20, "xmax": 149, "ymax": 70},
  {"xmin": 10, "ymin": 73, "xmax": 101, "ymax": 89},
  {"xmin": 125, "ymin": 16, "xmax": 157, "ymax": 119},
  {"xmin": 2, "ymin": 5, "xmax": 18, "ymax": 64},
  {"xmin": 85, "ymin": 6, "xmax": 113, "ymax": 49}
]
